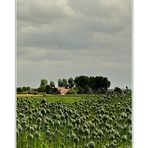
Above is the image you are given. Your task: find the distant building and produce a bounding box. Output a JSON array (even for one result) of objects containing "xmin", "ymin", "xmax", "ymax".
[{"xmin": 57, "ymin": 87, "xmax": 70, "ymax": 95}]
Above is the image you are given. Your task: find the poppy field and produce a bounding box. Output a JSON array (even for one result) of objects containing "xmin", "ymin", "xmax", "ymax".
[{"xmin": 17, "ymin": 93, "xmax": 132, "ymax": 148}]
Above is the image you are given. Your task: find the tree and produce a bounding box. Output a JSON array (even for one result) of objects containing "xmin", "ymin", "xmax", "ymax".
[
  {"xmin": 83, "ymin": 85, "xmax": 93, "ymax": 94},
  {"xmin": 62, "ymin": 78, "xmax": 68, "ymax": 88},
  {"xmin": 89, "ymin": 76, "xmax": 96, "ymax": 92},
  {"xmin": 92, "ymin": 76, "xmax": 110, "ymax": 92},
  {"xmin": 22, "ymin": 87, "xmax": 27, "ymax": 91},
  {"xmin": 74, "ymin": 75, "xmax": 110, "ymax": 93},
  {"xmin": 50, "ymin": 81, "xmax": 55, "ymax": 88},
  {"xmin": 102, "ymin": 77, "xmax": 111, "ymax": 91},
  {"xmin": 73, "ymin": 87, "xmax": 79, "ymax": 94},
  {"xmin": 16, "ymin": 86, "xmax": 31, "ymax": 94},
  {"xmin": 74, "ymin": 75, "xmax": 90, "ymax": 88},
  {"xmin": 68, "ymin": 77, "xmax": 74, "ymax": 88},
  {"xmin": 22, "ymin": 86, "xmax": 30, "ymax": 92},
  {"xmin": 77, "ymin": 86, "xmax": 85, "ymax": 94},
  {"xmin": 16, "ymin": 87, "xmax": 23, "ymax": 94},
  {"xmin": 37, "ymin": 86, "xmax": 46, "ymax": 92},
  {"xmin": 58, "ymin": 79, "xmax": 63, "ymax": 87},
  {"xmin": 45, "ymin": 85, "xmax": 52, "ymax": 94},
  {"xmin": 52, "ymin": 87, "xmax": 59, "ymax": 94},
  {"xmin": 26, "ymin": 86, "xmax": 30, "ymax": 91},
  {"xmin": 40, "ymin": 79, "xmax": 48, "ymax": 87},
  {"xmin": 114, "ymin": 87, "xmax": 122, "ymax": 93},
  {"xmin": 38, "ymin": 79, "xmax": 48, "ymax": 92}
]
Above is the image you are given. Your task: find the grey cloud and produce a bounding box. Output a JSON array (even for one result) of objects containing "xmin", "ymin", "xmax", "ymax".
[
  {"xmin": 17, "ymin": 0, "xmax": 76, "ymax": 23},
  {"xmin": 69, "ymin": 0, "xmax": 131, "ymax": 17},
  {"xmin": 18, "ymin": 24, "xmax": 131, "ymax": 52},
  {"xmin": 17, "ymin": 0, "xmax": 131, "ymax": 88},
  {"xmin": 17, "ymin": 0, "xmax": 131, "ymax": 52}
]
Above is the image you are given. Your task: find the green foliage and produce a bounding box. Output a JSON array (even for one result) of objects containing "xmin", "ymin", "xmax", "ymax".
[
  {"xmin": 58, "ymin": 78, "xmax": 63, "ymax": 87},
  {"xmin": 17, "ymin": 75, "xmax": 112, "ymax": 95},
  {"xmin": 58, "ymin": 78, "xmax": 69, "ymax": 88},
  {"xmin": 22, "ymin": 86, "xmax": 30, "ymax": 91},
  {"xmin": 83, "ymin": 85, "xmax": 93, "ymax": 94},
  {"xmin": 62, "ymin": 78, "xmax": 68, "ymax": 88},
  {"xmin": 124, "ymin": 87, "xmax": 132, "ymax": 95},
  {"xmin": 74, "ymin": 75, "xmax": 111, "ymax": 94},
  {"xmin": 77, "ymin": 86, "xmax": 85, "ymax": 94},
  {"xmin": 37, "ymin": 85, "xmax": 46, "ymax": 92},
  {"xmin": 16, "ymin": 86, "xmax": 30, "ymax": 94},
  {"xmin": 75, "ymin": 75, "xmax": 90, "ymax": 88},
  {"xmin": 68, "ymin": 77, "xmax": 74, "ymax": 88},
  {"xmin": 36, "ymin": 75, "xmax": 111, "ymax": 94},
  {"xmin": 40, "ymin": 79, "xmax": 48, "ymax": 87},
  {"xmin": 114, "ymin": 87, "xmax": 122, "ymax": 93},
  {"xmin": 52, "ymin": 87, "xmax": 60, "ymax": 94},
  {"xmin": 16, "ymin": 87, "xmax": 23, "ymax": 94},
  {"xmin": 73, "ymin": 87, "xmax": 79, "ymax": 94},
  {"xmin": 17, "ymin": 93, "xmax": 132, "ymax": 148},
  {"xmin": 45, "ymin": 85, "xmax": 52, "ymax": 94},
  {"xmin": 67, "ymin": 88, "xmax": 77, "ymax": 94},
  {"xmin": 45, "ymin": 85, "xmax": 59, "ymax": 94},
  {"xmin": 50, "ymin": 81, "xmax": 55, "ymax": 88}
]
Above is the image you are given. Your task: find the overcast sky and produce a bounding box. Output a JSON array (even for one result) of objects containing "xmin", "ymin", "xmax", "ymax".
[{"xmin": 17, "ymin": 0, "xmax": 131, "ymax": 88}]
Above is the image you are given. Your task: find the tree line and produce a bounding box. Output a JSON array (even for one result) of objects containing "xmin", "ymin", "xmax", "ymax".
[{"xmin": 17, "ymin": 75, "xmax": 112, "ymax": 94}]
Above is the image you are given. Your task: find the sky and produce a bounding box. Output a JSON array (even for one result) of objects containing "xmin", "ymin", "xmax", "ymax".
[{"xmin": 17, "ymin": 0, "xmax": 131, "ymax": 89}]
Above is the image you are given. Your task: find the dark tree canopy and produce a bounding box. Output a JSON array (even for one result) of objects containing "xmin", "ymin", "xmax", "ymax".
[
  {"xmin": 17, "ymin": 75, "xmax": 111, "ymax": 94},
  {"xmin": 45, "ymin": 85, "xmax": 59, "ymax": 94},
  {"xmin": 114, "ymin": 87, "xmax": 122, "ymax": 93},
  {"xmin": 58, "ymin": 79, "xmax": 63, "ymax": 87},
  {"xmin": 74, "ymin": 75, "xmax": 111, "ymax": 94},
  {"xmin": 37, "ymin": 86, "xmax": 46, "ymax": 92},
  {"xmin": 16, "ymin": 86, "xmax": 30, "ymax": 94},
  {"xmin": 68, "ymin": 77, "xmax": 74, "ymax": 88},
  {"xmin": 17, "ymin": 87, "xmax": 23, "ymax": 94},
  {"xmin": 58, "ymin": 78, "xmax": 68, "ymax": 88},
  {"xmin": 40, "ymin": 79, "xmax": 48, "ymax": 87},
  {"xmin": 74, "ymin": 75, "xmax": 90, "ymax": 88},
  {"xmin": 62, "ymin": 78, "xmax": 68, "ymax": 88},
  {"xmin": 45, "ymin": 85, "xmax": 52, "ymax": 94},
  {"xmin": 50, "ymin": 81, "xmax": 55, "ymax": 88}
]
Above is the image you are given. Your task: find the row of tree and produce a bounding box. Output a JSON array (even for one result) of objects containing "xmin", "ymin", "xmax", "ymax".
[
  {"xmin": 39, "ymin": 76, "xmax": 111, "ymax": 94},
  {"xmin": 74, "ymin": 76, "xmax": 110, "ymax": 94},
  {"xmin": 17, "ymin": 75, "xmax": 111, "ymax": 94},
  {"xmin": 58, "ymin": 78, "xmax": 74, "ymax": 88},
  {"xmin": 37, "ymin": 79, "xmax": 58, "ymax": 94},
  {"xmin": 17, "ymin": 86, "xmax": 30, "ymax": 94}
]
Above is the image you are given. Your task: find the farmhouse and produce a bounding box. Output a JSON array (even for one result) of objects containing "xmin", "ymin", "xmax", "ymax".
[{"xmin": 57, "ymin": 87, "xmax": 70, "ymax": 95}]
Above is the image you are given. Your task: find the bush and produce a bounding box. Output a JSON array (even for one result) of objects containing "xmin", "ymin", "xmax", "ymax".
[
  {"xmin": 77, "ymin": 87, "xmax": 85, "ymax": 94},
  {"xmin": 124, "ymin": 89, "xmax": 132, "ymax": 95},
  {"xmin": 52, "ymin": 88, "xmax": 60, "ymax": 94},
  {"xmin": 83, "ymin": 85, "xmax": 93, "ymax": 94},
  {"xmin": 114, "ymin": 87, "xmax": 122, "ymax": 93},
  {"xmin": 73, "ymin": 87, "xmax": 79, "ymax": 93},
  {"xmin": 67, "ymin": 89, "xmax": 77, "ymax": 94}
]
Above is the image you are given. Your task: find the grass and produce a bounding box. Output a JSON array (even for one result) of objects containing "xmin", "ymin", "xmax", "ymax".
[{"xmin": 16, "ymin": 94, "xmax": 87, "ymax": 103}]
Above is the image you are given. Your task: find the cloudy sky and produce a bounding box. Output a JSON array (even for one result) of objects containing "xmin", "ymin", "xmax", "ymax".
[{"xmin": 17, "ymin": 0, "xmax": 131, "ymax": 88}]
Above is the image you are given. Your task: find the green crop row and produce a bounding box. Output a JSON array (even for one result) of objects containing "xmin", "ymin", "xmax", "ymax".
[{"xmin": 17, "ymin": 93, "xmax": 132, "ymax": 148}]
